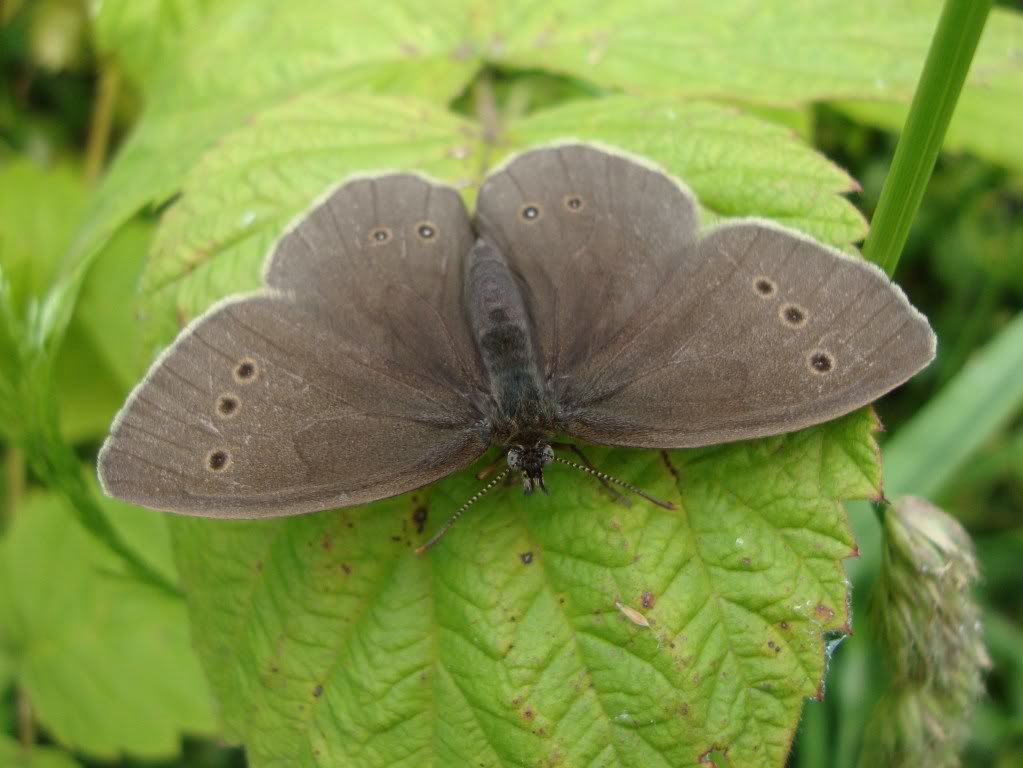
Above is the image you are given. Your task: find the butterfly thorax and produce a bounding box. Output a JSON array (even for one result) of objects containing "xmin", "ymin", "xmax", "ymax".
[{"xmin": 465, "ymin": 238, "xmax": 561, "ymax": 448}]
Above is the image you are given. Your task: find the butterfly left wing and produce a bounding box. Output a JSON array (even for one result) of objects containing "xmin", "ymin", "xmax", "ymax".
[
  {"xmin": 99, "ymin": 174, "xmax": 490, "ymax": 517},
  {"xmin": 99, "ymin": 296, "xmax": 490, "ymax": 517}
]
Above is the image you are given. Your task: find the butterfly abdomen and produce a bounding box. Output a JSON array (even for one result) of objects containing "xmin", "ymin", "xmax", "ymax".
[{"xmin": 465, "ymin": 239, "xmax": 557, "ymax": 439}]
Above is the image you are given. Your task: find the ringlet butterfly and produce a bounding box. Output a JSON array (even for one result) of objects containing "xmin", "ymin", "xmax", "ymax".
[{"xmin": 98, "ymin": 144, "xmax": 935, "ymax": 549}]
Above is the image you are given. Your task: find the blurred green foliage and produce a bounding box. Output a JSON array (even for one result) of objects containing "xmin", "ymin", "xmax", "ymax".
[{"xmin": 1, "ymin": 1, "xmax": 1020, "ymax": 767}]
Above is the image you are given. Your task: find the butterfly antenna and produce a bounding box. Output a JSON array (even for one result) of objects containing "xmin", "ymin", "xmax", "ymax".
[
  {"xmin": 416, "ymin": 468, "xmax": 511, "ymax": 554},
  {"xmin": 552, "ymin": 457, "xmax": 676, "ymax": 510}
]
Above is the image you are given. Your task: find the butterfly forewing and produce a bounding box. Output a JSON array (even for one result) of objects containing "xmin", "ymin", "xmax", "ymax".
[
  {"xmin": 99, "ymin": 176, "xmax": 489, "ymax": 517},
  {"xmin": 475, "ymin": 144, "xmax": 699, "ymax": 390},
  {"xmin": 267, "ymin": 174, "xmax": 485, "ymax": 395}
]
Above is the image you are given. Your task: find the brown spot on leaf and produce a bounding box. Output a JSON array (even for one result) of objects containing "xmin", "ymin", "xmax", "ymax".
[
  {"xmin": 815, "ymin": 603, "xmax": 836, "ymax": 620},
  {"xmin": 641, "ymin": 591, "xmax": 655, "ymax": 609},
  {"xmin": 412, "ymin": 506, "xmax": 428, "ymax": 534},
  {"xmin": 522, "ymin": 706, "xmax": 535, "ymax": 721},
  {"xmin": 340, "ymin": 563, "xmax": 352, "ymax": 575},
  {"xmin": 321, "ymin": 533, "xmax": 333, "ymax": 551},
  {"xmin": 313, "ymin": 684, "xmax": 323, "ymax": 698},
  {"xmin": 520, "ymin": 551, "xmax": 533, "ymax": 565}
]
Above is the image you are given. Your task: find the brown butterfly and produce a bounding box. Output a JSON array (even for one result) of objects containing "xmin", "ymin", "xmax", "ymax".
[{"xmin": 98, "ymin": 144, "xmax": 935, "ymax": 548}]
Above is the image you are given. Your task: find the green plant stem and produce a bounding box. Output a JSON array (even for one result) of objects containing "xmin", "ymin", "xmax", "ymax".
[
  {"xmin": 84, "ymin": 61, "xmax": 120, "ymax": 185},
  {"xmin": 864, "ymin": 0, "xmax": 992, "ymax": 528},
  {"xmin": 862, "ymin": 0, "xmax": 993, "ymax": 277},
  {"xmin": 40, "ymin": 433, "xmax": 182, "ymax": 597},
  {"xmin": 3, "ymin": 445, "xmax": 23, "ymax": 530},
  {"xmin": 17, "ymin": 687, "xmax": 34, "ymax": 748},
  {"xmin": 474, "ymin": 70, "xmax": 501, "ymax": 177}
]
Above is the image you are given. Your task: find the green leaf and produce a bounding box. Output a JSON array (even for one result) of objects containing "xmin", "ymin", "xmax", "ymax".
[
  {"xmin": 500, "ymin": 97, "xmax": 866, "ymax": 246},
  {"xmin": 50, "ymin": 220, "xmax": 152, "ymax": 443},
  {"xmin": 90, "ymin": 0, "xmax": 224, "ymax": 91},
  {"xmin": 0, "ymin": 161, "xmax": 114, "ymax": 443},
  {"xmin": 0, "ymin": 160, "xmax": 87, "ymax": 317},
  {"xmin": 52, "ymin": 321, "xmax": 125, "ymax": 443},
  {"xmin": 485, "ymin": 0, "xmax": 1021, "ymax": 108},
  {"xmin": 881, "ymin": 310, "xmax": 1023, "ymax": 500},
  {"xmin": 71, "ymin": 218, "xmax": 154, "ymax": 389},
  {"xmin": 835, "ymin": 7, "xmax": 1023, "ymax": 174},
  {"xmin": 142, "ymin": 93, "xmax": 864, "ymax": 337},
  {"xmin": 0, "ymin": 160, "xmax": 178, "ymax": 590},
  {"xmin": 173, "ymin": 411, "xmax": 875, "ymax": 767},
  {"xmin": 72, "ymin": 0, "xmax": 1023, "ymax": 292},
  {"xmin": 97, "ymin": 476, "xmax": 180, "ymax": 588},
  {"xmin": 0, "ymin": 738, "xmax": 81, "ymax": 768},
  {"xmin": 144, "ymin": 0, "xmax": 477, "ymax": 116},
  {"xmin": 0, "ymin": 492, "xmax": 216, "ymax": 759},
  {"xmin": 155, "ymin": 93, "xmax": 885, "ymax": 763},
  {"xmin": 72, "ymin": 0, "xmax": 481, "ymax": 274},
  {"xmin": 144, "ymin": 91, "xmax": 479, "ymax": 329}
]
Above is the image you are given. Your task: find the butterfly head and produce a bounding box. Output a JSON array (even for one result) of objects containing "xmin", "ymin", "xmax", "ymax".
[{"xmin": 507, "ymin": 442, "xmax": 554, "ymax": 495}]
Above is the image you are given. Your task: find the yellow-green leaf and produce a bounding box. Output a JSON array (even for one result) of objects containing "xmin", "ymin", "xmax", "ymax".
[{"xmin": 0, "ymin": 493, "xmax": 216, "ymax": 759}]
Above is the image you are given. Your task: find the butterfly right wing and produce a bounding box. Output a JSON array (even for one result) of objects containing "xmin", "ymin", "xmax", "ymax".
[
  {"xmin": 475, "ymin": 143, "xmax": 698, "ymax": 385},
  {"xmin": 560, "ymin": 221, "xmax": 936, "ymax": 448},
  {"xmin": 475, "ymin": 143, "xmax": 934, "ymax": 449},
  {"xmin": 99, "ymin": 175, "xmax": 490, "ymax": 517}
]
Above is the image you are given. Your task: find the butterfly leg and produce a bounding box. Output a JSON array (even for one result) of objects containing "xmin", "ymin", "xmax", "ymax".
[{"xmin": 550, "ymin": 442, "xmax": 632, "ymax": 507}]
